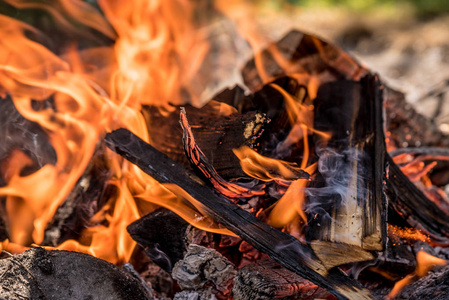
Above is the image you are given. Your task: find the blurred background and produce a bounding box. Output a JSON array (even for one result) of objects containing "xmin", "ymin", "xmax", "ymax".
[{"xmin": 250, "ymin": 0, "xmax": 449, "ymax": 131}]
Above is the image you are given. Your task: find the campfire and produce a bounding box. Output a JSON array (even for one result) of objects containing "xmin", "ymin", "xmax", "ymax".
[{"xmin": 0, "ymin": 0, "xmax": 449, "ymax": 299}]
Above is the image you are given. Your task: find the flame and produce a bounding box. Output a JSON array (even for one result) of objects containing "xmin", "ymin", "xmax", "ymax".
[
  {"xmin": 388, "ymin": 251, "xmax": 447, "ymax": 299},
  {"xmin": 233, "ymin": 146, "xmax": 312, "ymax": 184},
  {"xmin": 0, "ymin": 0, "xmax": 213, "ymax": 265}
]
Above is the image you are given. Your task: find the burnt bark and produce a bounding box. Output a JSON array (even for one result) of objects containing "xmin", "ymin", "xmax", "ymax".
[
  {"xmin": 385, "ymin": 154, "xmax": 449, "ymax": 244},
  {"xmin": 142, "ymin": 100, "xmax": 266, "ymax": 179},
  {"xmin": 306, "ymin": 74, "xmax": 387, "ymax": 267},
  {"xmin": 396, "ymin": 264, "xmax": 449, "ymax": 300}
]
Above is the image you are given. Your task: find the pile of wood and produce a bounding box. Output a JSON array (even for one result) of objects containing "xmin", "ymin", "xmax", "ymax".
[{"xmin": 2, "ymin": 29, "xmax": 449, "ymax": 300}]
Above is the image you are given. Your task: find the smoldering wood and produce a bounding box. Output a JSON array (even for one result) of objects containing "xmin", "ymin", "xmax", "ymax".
[
  {"xmin": 127, "ymin": 208, "xmax": 189, "ymax": 272},
  {"xmin": 180, "ymin": 107, "xmax": 273, "ymax": 201},
  {"xmin": 353, "ymin": 239, "xmax": 416, "ymax": 283},
  {"xmin": 306, "ymin": 74, "xmax": 386, "ymax": 267},
  {"xmin": 142, "ymin": 100, "xmax": 266, "ymax": 179},
  {"xmin": 384, "ymin": 87, "xmax": 449, "ymax": 149},
  {"xmin": 384, "ymin": 154, "xmax": 449, "ymax": 244},
  {"xmin": 43, "ymin": 143, "xmax": 113, "ymax": 246},
  {"xmin": 389, "ymin": 147, "xmax": 449, "ymax": 187},
  {"xmin": 395, "ymin": 264, "xmax": 449, "ymax": 300},
  {"xmin": 0, "ymin": 247, "xmax": 153, "ymax": 300},
  {"xmin": 105, "ymin": 128, "xmax": 374, "ymax": 300},
  {"xmin": 232, "ymin": 258, "xmax": 335, "ymax": 300},
  {"xmin": 172, "ymin": 244, "xmax": 236, "ymax": 296}
]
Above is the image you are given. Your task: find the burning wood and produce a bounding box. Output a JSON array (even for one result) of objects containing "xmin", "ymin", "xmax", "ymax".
[
  {"xmin": 105, "ymin": 128, "xmax": 373, "ymax": 299},
  {"xmin": 1, "ymin": 0, "xmax": 449, "ymax": 298},
  {"xmin": 307, "ymin": 75, "xmax": 386, "ymax": 268}
]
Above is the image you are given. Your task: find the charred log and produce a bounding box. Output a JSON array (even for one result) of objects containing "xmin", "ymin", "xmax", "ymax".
[
  {"xmin": 142, "ymin": 100, "xmax": 267, "ymax": 179},
  {"xmin": 385, "ymin": 154, "xmax": 449, "ymax": 244},
  {"xmin": 306, "ymin": 74, "xmax": 387, "ymax": 267},
  {"xmin": 241, "ymin": 30, "xmax": 368, "ymax": 93},
  {"xmin": 105, "ymin": 128, "xmax": 373, "ymax": 300},
  {"xmin": 384, "ymin": 87, "xmax": 449, "ymax": 149},
  {"xmin": 395, "ymin": 264, "xmax": 449, "ymax": 299}
]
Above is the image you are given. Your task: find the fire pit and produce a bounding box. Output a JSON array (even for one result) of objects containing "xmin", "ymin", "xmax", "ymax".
[{"xmin": 0, "ymin": 1, "xmax": 449, "ymax": 299}]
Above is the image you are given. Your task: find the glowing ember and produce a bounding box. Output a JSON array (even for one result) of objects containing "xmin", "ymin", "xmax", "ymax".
[{"xmin": 388, "ymin": 251, "xmax": 447, "ymax": 299}]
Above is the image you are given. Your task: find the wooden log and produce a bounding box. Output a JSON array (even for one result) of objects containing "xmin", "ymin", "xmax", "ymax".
[
  {"xmin": 306, "ymin": 74, "xmax": 386, "ymax": 267},
  {"xmin": 384, "ymin": 154, "xmax": 449, "ymax": 244},
  {"xmin": 142, "ymin": 100, "xmax": 266, "ymax": 179},
  {"xmin": 105, "ymin": 128, "xmax": 374, "ymax": 300},
  {"xmin": 395, "ymin": 262, "xmax": 449, "ymax": 299},
  {"xmin": 232, "ymin": 258, "xmax": 335, "ymax": 300},
  {"xmin": 0, "ymin": 247, "xmax": 153, "ymax": 299}
]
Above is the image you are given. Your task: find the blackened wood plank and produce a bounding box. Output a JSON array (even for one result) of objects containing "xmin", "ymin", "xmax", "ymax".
[{"xmin": 385, "ymin": 154, "xmax": 449, "ymax": 244}]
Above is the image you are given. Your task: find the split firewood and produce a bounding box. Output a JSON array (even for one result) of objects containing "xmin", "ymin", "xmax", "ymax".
[
  {"xmin": 306, "ymin": 74, "xmax": 386, "ymax": 267},
  {"xmin": 180, "ymin": 107, "xmax": 269, "ymax": 201},
  {"xmin": 127, "ymin": 208, "xmax": 189, "ymax": 272},
  {"xmin": 105, "ymin": 128, "xmax": 374, "ymax": 300},
  {"xmin": 172, "ymin": 244, "xmax": 236, "ymax": 297},
  {"xmin": 0, "ymin": 247, "xmax": 153, "ymax": 299},
  {"xmin": 142, "ymin": 100, "xmax": 267, "ymax": 179},
  {"xmin": 385, "ymin": 154, "xmax": 449, "ymax": 244},
  {"xmin": 232, "ymin": 258, "xmax": 335, "ymax": 300}
]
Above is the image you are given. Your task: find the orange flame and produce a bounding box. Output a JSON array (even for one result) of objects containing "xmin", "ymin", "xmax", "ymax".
[
  {"xmin": 0, "ymin": 0, "xmax": 213, "ymax": 265},
  {"xmin": 233, "ymin": 146, "xmax": 311, "ymax": 183},
  {"xmin": 388, "ymin": 251, "xmax": 447, "ymax": 299}
]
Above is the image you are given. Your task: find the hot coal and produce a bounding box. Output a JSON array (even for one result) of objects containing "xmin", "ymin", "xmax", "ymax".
[
  {"xmin": 395, "ymin": 264, "xmax": 449, "ymax": 299},
  {"xmin": 0, "ymin": 247, "xmax": 152, "ymax": 300},
  {"xmin": 127, "ymin": 208, "xmax": 189, "ymax": 273}
]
